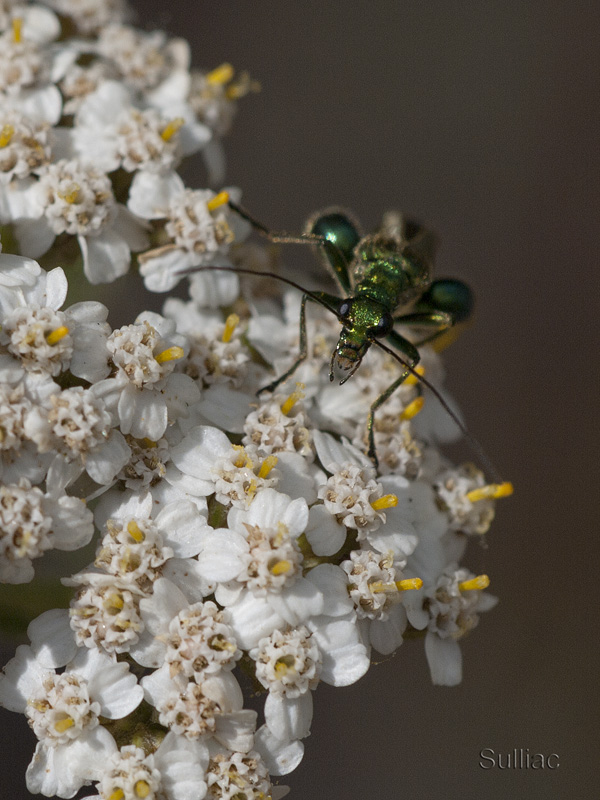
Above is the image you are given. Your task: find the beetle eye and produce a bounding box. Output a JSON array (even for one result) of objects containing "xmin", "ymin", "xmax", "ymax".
[
  {"xmin": 337, "ymin": 298, "xmax": 353, "ymax": 319},
  {"xmin": 369, "ymin": 312, "xmax": 394, "ymax": 338}
]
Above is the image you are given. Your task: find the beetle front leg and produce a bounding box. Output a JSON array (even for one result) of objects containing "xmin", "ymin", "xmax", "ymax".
[{"xmin": 367, "ymin": 331, "xmax": 421, "ymax": 466}]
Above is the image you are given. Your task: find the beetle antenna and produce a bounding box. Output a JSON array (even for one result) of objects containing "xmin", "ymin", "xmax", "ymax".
[
  {"xmin": 374, "ymin": 338, "xmax": 504, "ymax": 484},
  {"xmin": 177, "ymin": 265, "xmax": 339, "ymax": 316}
]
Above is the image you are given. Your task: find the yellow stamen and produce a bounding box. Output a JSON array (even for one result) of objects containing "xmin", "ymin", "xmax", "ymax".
[
  {"xmin": 221, "ymin": 312, "xmax": 240, "ymax": 343},
  {"xmin": 403, "ymin": 365, "xmax": 425, "ymax": 386},
  {"xmin": 135, "ymin": 780, "xmax": 151, "ymax": 799},
  {"xmin": 270, "ymin": 559, "xmax": 292, "ymax": 576},
  {"xmin": 45, "ymin": 325, "xmax": 69, "ymax": 346},
  {"xmin": 274, "ymin": 660, "xmax": 289, "ymax": 678},
  {"xmin": 232, "ymin": 444, "xmax": 254, "ymax": 469},
  {"xmin": 432, "ymin": 322, "xmax": 469, "ymax": 353},
  {"xmin": 206, "ymin": 62, "xmax": 234, "ymax": 85},
  {"xmin": 258, "ymin": 455, "xmax": 278, "ymax": 479},
  {"xmin": 104, "ymin": 592, "xmax": 124, "ymax": 611},
  {"xmin": 400, "ymin": 396, "xmax": 424, "ymax": 421},
  {"xmin": 370, "ymin": 577, "xmax": 423, "ymax": 593},
  {"xmin": 466, "ymin": 482, "xmax": 514, "ymax": 503},
  {"xmin": 459, "ymin": 574, "xmax": 490, "ymax": 592},
  {"xmin": 59, "ymin": 184, "xmax": 81, "ymax": 205},
  {"xmin": 370, "ymin": 494, "xmax": 398, "ymax": 511},
  {"xmin": 140, "ymin": 438, "xmax": 157, "ymax": 448},
  {"xmin": 280, "ymin": 382, "xmax": 305, "ymax": 415},
  {"xmin": 0, "ymin": 124, "xmax": 14, "ymax": 148},
  {"xmin": 12, "ymin": 17, "xmax": 22, "ymax": 43},
  {"xmin": 396, "ymin": 577, "xmax": 423, "ymax": 591},
  {"xmin": 108, "ymin": 789, "xmax": 125, "ymax": 800},
  {"xmin": 54, "ymin": 716, "xmax": 75, "ymax": 733},
  {"xmin": 127, "ymin": 520, "xmax": 145, "ymax": 543},
  {"xmin": 207, "ymin": 190, "xmax": 230, "ymax": 212},
  {"xmin": 245, "ymin": 478, "xmax": 257, "ymax": 499},
  {"xmin": 155, "ymin": 346, "xmax": 184, "ymax": 364},
  {"xmin": 160, "ymin": 117, "xmax": 184, "ymax": 141}
]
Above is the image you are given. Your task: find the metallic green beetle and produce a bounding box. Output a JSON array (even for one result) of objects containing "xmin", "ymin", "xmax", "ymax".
[{"xmin": 223, "ymin": 200, "xmax": 474, "ymax": 468}]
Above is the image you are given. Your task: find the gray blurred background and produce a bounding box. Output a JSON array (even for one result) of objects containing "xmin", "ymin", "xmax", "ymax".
[{"xmin": 2, "ymin": 1, "xmax": 598, "ymax": 798}]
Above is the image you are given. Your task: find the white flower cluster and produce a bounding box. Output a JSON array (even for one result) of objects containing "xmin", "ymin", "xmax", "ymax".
[
  {"xmin": 0, "ymin": 3, "xmax": 511, "ymax": 799},
  {"xmin": 0, "ymin": 245, "xmax": 509, "ymax": 798},
  {"xmin": 0, "ymin": 0, "xmax": 256, "ymax": 286}
]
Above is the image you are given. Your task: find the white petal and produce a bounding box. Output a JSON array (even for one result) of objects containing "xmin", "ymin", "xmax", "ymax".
[
  {"xmin": 214, "ymin": 709, "xmax": 257, "ymax": 753},
  {"xmin": 118, "ymin": 383, "xmax": 168, "ymax": 440},
  {"xmin": 195, "ymin": 528, "xmax": 247, "ymax": 581},
  {"xmin": 198, "ymin": 386, "xmax": 254, "ymax": 433},
  {"xmin": 304, "ymin": 564, "xmax": 353, "ymax": 617},
  {"xmin": 305, "ymin": 505, "xmax": 346, "ymax": 557},
  {"xmin": 85, "ymin": 431, "xmax": 131, "ymax": 485},
  {"xmin": 155, "ymin": 732, "xmax": 209, "ymax": 800},
  {"xmin": 17, "ymin": 85, "xmax": 62, "ymax": 125},
  {"xmin": 71, "ymin": 649, "xmax": 143, "ymax": 717},
  {"xmin": 170, "ymin": 424, "xmax": 232, "ymax": 479},
  {"xmin": 424, "ymin": 631, "xmax": 462, "ymax": 686},
  {"xmin": 27, "ymin": 609, "xmax": 77, "ymax": 668},
  {"xmin": 155, "ymin": 501, "xmax": 209, "ymax": 557},
  {"xmin": 313, "ymin": 430, "xmax": 371, "ymax": 471},
  {"xmin": 227, "ymin": 594, "xmax": 285, "ymax": 650},
  {"xmin": 128, "ymin": 170, "xmax": 185, "ymax": 219},
  {"xmin": 254, "ymin": 725, "xmax": 304, "ymax": 776},
  {"xmin": 80, "ymin": 230, "xmax": 130, "ymax": 284},
  {"xmin": 201, "ymin": 137, "xmax": 227, "ymax": 187},
  {"xmin": 0, "ymin": 646, "xmax": 44, "ymax": 711},
  {"xmin": 369, "ymin": 605, "xmax": 407, "ymax": 655},
  {"xmin": 267, "ymin": 578, "xmax": 324, "ymax": 627},
  {"xmin": 309, "ymin": 617, "xmax": 370, "ymax": 686},
  {"xmin": 264, "ymin": 692, "xmax": 313, "ymax": 742},
  {"xmin": 13, "ymin": 217, "xmax": 55, "ymax": 258}
]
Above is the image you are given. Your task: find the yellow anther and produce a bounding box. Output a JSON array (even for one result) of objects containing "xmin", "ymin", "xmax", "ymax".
[
  {"xmin": 104, "ymin": 592, "xmax": 124, "ymax": 611},
  {"xmin": 274, "ymin": 661, "xmax": 289, "ymax": 678},
  {"xmin": 127, "ymin": 520, "xmax": 145, "ymax": 543},
  {"xmin": 466, "ymin": 482, "xmax": 514, "ymax": 503},
  {"xmin": 0, "ymin": 124, "xmax": 14, "ymax": 148},
  {"xmin": 59, "ymin": 184, "xmax": 82, "ymax": 205},
  {"xmin": 396, "ymin": 577, "xmax": 423, "ymax": 591},
  {"xmin": 155, "ymin": 346, "xmax": 184, "ymax": 364},
  {"xmin": 45, "ymin": 325, "xmax": 69, "ymax": 346},
  {"xmin": 12, "ymin": 17, "xmax": 22, "ymax": 43},
  {"xmin": 140, "ymin": 438, "xmax": 157, "ymax": 448},
  {"xmin": 108, "ymin": 789, "xmax": 125, "ymax": 800},
  {"xmin": 400, "ymin": 396, "xmax": 424, "ymax": 421},
  {"xmin": 459, "ymin": 574, "xmax": 490, "ymax": 592},
  {"xmin": 232, "ymin": 444, "xmax": 247, "ymax": 468},
  {"xmin": 160, "ymin": 117, "xmax": 184, "ymax": 141},
  {"xmin": 403, "ymin": 365, "xmax": 425, "ymax": 386},
  {"xmin": 206, "ymin": 62, "xmax": 234, "ymax": 85},
  {"xmin": 221, "ymin": 312, "xmax": 240, "ymax": 343},
  {"xmin": 270, "ymin": 559, "xmax": 292, "ymax": 576},
  {"xmin": 280, "ymin": 382, "xmax": 305, "ymax": 415},
  {"xmin": 207, "ymin": 190, "xmax": 230, "ymax": 212},
  {"xmin": 54, "ymin": 716, "xmax": 75, "ymax": 733},
  {"xmin": 258, "ymin": 455, "xmax": 278, "ymax": 479},
  {"xmin": 135, "ymin": 780, "xmax": 151, "ymax": 799},
  {"xmin": 245, "ymin": 478, "xmax": 257, "ymax": 499},
  {"xmin": 370, "ymin": 493, "xmax": 398, "ymax": 511}
]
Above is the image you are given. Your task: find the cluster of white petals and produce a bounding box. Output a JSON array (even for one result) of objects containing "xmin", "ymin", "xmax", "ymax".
[{"xmin": 0, "ymin": 4, "xmax": 509, "ymax": 800}]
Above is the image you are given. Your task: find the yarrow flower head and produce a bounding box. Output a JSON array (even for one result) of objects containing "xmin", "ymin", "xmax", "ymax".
[{"xmin": 0, "ymin": 5, "xmax": 511, "ymax": 800}]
